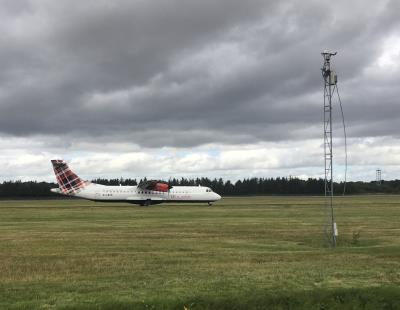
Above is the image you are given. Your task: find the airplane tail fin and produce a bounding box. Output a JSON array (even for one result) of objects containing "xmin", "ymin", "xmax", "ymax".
[{"xmin": 51, "ymin": 160, "xmax": 88, "ymax": 194}]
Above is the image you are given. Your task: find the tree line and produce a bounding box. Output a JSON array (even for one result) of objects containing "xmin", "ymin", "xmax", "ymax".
[{"xmin": 1, "ymin": 177, "xmax": 400, "ymax": 198}]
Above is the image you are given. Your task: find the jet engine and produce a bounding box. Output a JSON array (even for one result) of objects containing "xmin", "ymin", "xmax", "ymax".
[{"xmin": 138, "ymin": 180, "xmax": 172, "ymax": 192}]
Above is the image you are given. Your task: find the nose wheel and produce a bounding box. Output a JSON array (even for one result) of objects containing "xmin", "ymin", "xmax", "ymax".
[{"xmin": 208, "ymin": 202, "xmax": 213, "ymax": 207}]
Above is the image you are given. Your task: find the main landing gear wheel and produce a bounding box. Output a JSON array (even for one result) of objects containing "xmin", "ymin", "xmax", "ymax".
[{"xmin": 143, "ymin": 199, "xmax": 151, "ymax": 207}]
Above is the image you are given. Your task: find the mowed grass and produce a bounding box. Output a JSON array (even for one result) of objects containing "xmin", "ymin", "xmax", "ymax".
[{"xmin": 0, "ymin": 196, "xmax": 399, "ymax": 309}]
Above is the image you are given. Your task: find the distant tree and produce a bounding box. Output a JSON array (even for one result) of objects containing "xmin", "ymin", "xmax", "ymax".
[{"xmin": 1, "ymin": 178, "xmax": 400, "ymax": 198}]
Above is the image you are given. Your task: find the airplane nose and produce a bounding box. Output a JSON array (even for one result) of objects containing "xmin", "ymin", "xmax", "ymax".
[{"xmin": 215, "ymin": 193, "xmax": 222, "ymax": 200}]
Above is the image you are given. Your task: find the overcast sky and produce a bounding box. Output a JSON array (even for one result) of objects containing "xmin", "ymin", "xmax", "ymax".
[{"xmin": 1, "ymin": 0, "xmax": 400, "ymax": 182}]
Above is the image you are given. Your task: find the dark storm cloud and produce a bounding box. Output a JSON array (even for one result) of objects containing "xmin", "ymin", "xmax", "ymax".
[{"xmin": 0, "ymin": 0, "xmax": 399, "ymax": 147}]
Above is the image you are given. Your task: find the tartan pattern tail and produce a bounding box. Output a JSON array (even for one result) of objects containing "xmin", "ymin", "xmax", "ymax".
[{"xmin": 51, "ymin": 160, "xmax": 87, "ymax": 194}]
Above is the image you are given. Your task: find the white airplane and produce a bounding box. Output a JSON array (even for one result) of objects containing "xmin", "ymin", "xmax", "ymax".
[{"xmin": 50, "ymin": 160, "xmax": 221, "ymax": 206}]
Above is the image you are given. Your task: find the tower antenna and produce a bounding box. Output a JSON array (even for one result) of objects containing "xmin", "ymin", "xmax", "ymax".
[
  {"xmin": 376, "ymin": 169, "xmax": 382, "ymax": 185},
  {"xmin": 321, "ymin": 50, "xmax": 338, "ymax": 247}
]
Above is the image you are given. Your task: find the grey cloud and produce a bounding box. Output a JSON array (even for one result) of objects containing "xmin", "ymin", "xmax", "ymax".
[
  {"xmin": 0, "ymin": 0, "xmax": 399, "ymax": 148},
  {"xmin": 0, "ymin": 0, "xmax": 32, "ymax": 16}
]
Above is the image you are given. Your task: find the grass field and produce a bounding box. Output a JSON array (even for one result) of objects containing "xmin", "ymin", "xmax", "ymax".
[{"xmin": 0, "ymin": 196, "xmax": 399, "ymax": 309}]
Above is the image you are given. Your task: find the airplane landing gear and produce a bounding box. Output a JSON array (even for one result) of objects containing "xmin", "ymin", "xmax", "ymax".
[
  {"xmin": 142, "ymin": 199, "xmax": 151, "ymax": 207},
  {"xmin": 208, "ymin": 202, "xmax": 213, "ymax": 207}
]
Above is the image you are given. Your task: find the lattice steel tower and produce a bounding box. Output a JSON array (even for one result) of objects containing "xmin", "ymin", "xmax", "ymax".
[
  {"xmin": 376, "ymin": 169, "xmax": 382, "ymax": 185},
  {"xmin": 321, "ymin": 50, "xmax": 337, "ymax": 247}
]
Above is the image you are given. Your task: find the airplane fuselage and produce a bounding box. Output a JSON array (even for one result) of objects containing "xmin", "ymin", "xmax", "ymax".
[
  {"xmin": 50, "ymin": 159, "xmax": 221, "ymax": 205},
  {"xmin": 52, "ymin": 183, "xmax": 221, "ymax": 205}
]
